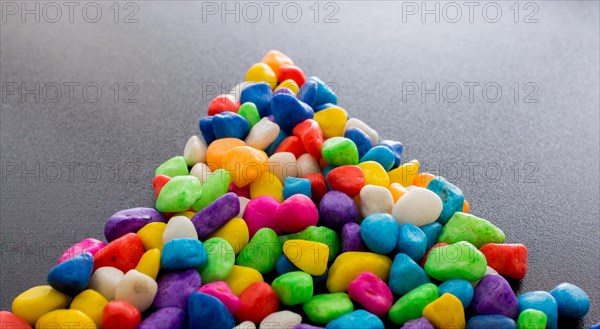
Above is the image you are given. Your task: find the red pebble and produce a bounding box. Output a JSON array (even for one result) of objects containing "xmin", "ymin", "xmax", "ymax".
[
  {"xmin": 318, "ymin": 157, "xmax": 329, "ymax": 171},
  {"xmin": 0, "ymin": 311, "xmax": 32, "ymax": 329},
  {"xmin": 326, "ymin": 165, "xmax": 365, "ymax": 197},
  {"xmin": 480, "ymin": 243, "xmax": 528, "ymax": 280},
  {"xmin": 229, "ymin": 181, "xmax": 251, "ymax": 199},
  {"xmin": 274, "ymin": 194, "xmax": 319, "ymax": 233},
  {"xmin": 274, "ymin": 136, "xmax": 306, "ymax": 158},
  {"xmin": 152, "ymin": 174, "xmax": 171, "ymax": 198},
  {"xmin": 207, "ymin": 94, "xmax": 240, "ymax": 116},
  {"xmin": 293, "ymin": 119, "xmax": 323, "ymax": 159},
  {"xmin": 421, "ymin": 242, "xmax": 449, "ymax": 267},
  {"xmin": 93, "ymin": 233, "xmax": 145, "ymax": 272},
  {"xmin": 277, "ymin": 64, "xmax": 306, "ymax": 87},
  {"xmin": 102, "ymin": 301, "xmax": 141, "ymax": 329},
  {"xmin": 235, "ymin": 282, "xmax": 279, "ymax": 324},
  {"xmin": 302, "ymin": 173, "xmax": 328, "ymax": 203}
]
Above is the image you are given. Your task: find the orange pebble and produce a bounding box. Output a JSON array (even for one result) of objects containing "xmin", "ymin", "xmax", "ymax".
[
  {"xmin": 222, "ymin": 146, "xmax": 269, "ymax": 187},
  {"xmin": 388, "ymin": 183, "xmax": 407, "ymax": 203},
  {"xmin": 261, "ymin": 50, "xmax": 294, "ymax": 76},
  {"xmin": 413, "ymin": 172, "xmax": 436, "ymax": 188},
  {"xmin": 462, "ymin": 199, "xmax": 470, "ymax": 213},
  {"xmin": 206, "ymin": 138, "xmax": 246, "ymax": 171}
]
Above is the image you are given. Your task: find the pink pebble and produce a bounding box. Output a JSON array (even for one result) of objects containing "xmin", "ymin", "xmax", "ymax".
[
  {"xmin": 197, "ymin": 281, "xmax": 240, "ymax": 314},
  {"xmin": 242, "ymin": 196, "xmax": 281, "ymax": 237},
  {"xmin": 57, "ymin": 238, "xmax": 106, "ymax": 263},
  {"xmin": 229, "ymin": 182, "xmax": 251, "ymax": 199},
  {"xmin": 347, "ymin": 272, "xmax": 394, "ymax": 317},
  {"xmin": 274, "ymin": 194, "xmax": 318, "ymax": 233}
]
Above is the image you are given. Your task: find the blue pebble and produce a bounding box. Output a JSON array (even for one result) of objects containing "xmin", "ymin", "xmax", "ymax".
[
  {"xmin": 47, "ymin": 252, "xmax": 94, "ymax": 295},
  {"xmin": 360, "ymin": 213, "xmax": 399, "ymax": 254},
  {"xmin": 309, "ymin": 76, "xmax": 338, "ymax": 107},
  {"xmin": 199, "ymin": 116, "xmax": 216, "ymax": 145},
  {"xmin": 270, "ymin": 93, "xmax": 315, "ymax": 135},
  {"xmin": 377, "ymin": 140, "xmax": 403, "ymax": 168},
  {"xmin": 467, "ymin": 315, "xmax": 516, "ymax": 329},
  {"xmin": 314, "ymin": 102, "xmax": 337, "ymax": 112},
  {"xmin": 439, "ymin": 279, "xmax": 474, "ymax": 307},
  {"xmin": 273, "ymin": 88, "xmax": 296, "ymax": 96},
  {"xmin": 283, "ymin": 177, "xmax": 312, "ymax": 199},
  {"xmin": 326, "ymin": 310, "xmax": 384, "ymax": 329},
  {"xmin": 297, "ymin": 80, "xmax": 319, "ymax": 108},
  {"xmin": 388, "ymin": 253, "xmax": 430, "ymax": 296},
  {"xmin": 397, "ymin": 224, "xmax": 428, "ymax": 262},
  {"xmin": 161, "ymin": 238, "xmax": 207, "ymax": 271},
  {"xmin": 427, "ymin": 176, "xmax": 465, "ymax": 225},
  {"xmin": 240, "ymin": 82, "xmax": 272, "ymax": 117},
  {"xmin": 188, "ymin": 292, "xmax": 235, "ymax": 329},
  {"xmin": 344, "ymin": 127, "xmax": 372, "ymax": 159},
  {"xmin": 591, "ymin": 322, "xmax": 600, "ymax": 329},
  {"xmin": 211, "ymin": 112, "xmax": 250, "ymax": 140},
  {"xmin": 360, "ymin": 146, "xmax": 396, "ymax": 171},
  {"xmin": 265, "ymin": 129, "xmax": 288, "ymax": 156},
  {"xmin": 549, "ymin": 283, "xmax": 590, "ymax": 318},
  {"xmin": 322, "ymin": 164, "xmax": 336, "ymax": 190},
  {"xmin": 517, "ymin": 291, "xmax": 559, "ymax": 329},
  {"xmin": 420, "ymin": 222, "xmax": 443, "ymax": 250}
]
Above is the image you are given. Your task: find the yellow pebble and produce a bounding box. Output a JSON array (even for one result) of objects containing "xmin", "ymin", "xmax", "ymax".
[
  {"xmin": 388, "ymin": 159, "xmax": 419, "ymax": 187},
  {"xmin": 175, "ymin": 211, "xmax": 196, "ymax": 219},
  {"xmin": 210, "ymin": 217, "xmax": 249, "ymax": 254},
  {"xmin": 12, "ymin": 285, "xmax": 68, "ymax": 325},
  {"xmin": 137, "ymin": 222, "xmax": 167, "ymax": 250},
  {"xmin": 313, "ymin": 107, "xmax": 348, "ymax": 138},
  {"xmin": 135, "ymin": 248, "xmax": 161, "ymax": 279},
  {"xmin": 326, "ymin": 252, "xmax": 392, "ymax": 293},
  {"xmin": 283, "ymin": 240, "xmax": 329, "ymax": 276},
  {"xmin": 422, "ymin": 293, "xmax": 466, "ymax": 329},
  {"xmin": 275, "ymin": 79, "xmax": 299, "ymax": 94},
  {"xmin": 70, "ymin": 289, "xmax": 108, "ymax": 328},
  {"xmin": 249, "ymin": 171, "xmax": 284, "ymax": 202},
  {"xmin": 245, "ymin": 63, "xmax": 277, "ymax": 89},
  {"xmin": 35, "ymin": 309, "xmax": 96, "ymax": 329},
  {"xmin": 388, "ymin": 183, "xmax": 407, "ymax": 203},
  {"xmin": 224, "ymin": 265, "xmax": 264, "ymax": 296},
  {"xmin": 358, "ymin": 161, "xmax": 390, "ymax": 187}
]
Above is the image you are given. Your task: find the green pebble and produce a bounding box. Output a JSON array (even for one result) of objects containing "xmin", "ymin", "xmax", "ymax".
[
  {"xmin": 236, "ymin": 228, "xmax": 282, "ymax": 274},
  {"xmin": 518, "ymin": 309, "xmax": 547, "ymax": 329},
  {"xmin": 303, "ymin": 293, "xmax": 354, "ymax": 324},
  {"xmin": 192, "ymin": 169, "xmax": 231, "ymax": 211},
  {"xmin": 438, "ymin": 212, "xmax": 506, "ymax": 248},
  {"xmin": 388, "ymin": 283, "xmax": 439, "ymax": 325},
  {"xmin": 238, "ymin": 102, "xmax": 260, "ymax": 127},
  {"xmin": 198, "ymin": 237, "xmax": 235, "ymax": 283},
  {"xmin": 271, "ymin": 271, "xmax": 313, "ymax": 306},
  {"xmin": 155, "ymin": 176, "xmax": 202, "ymax": 212},
  {"xmin": 424, "ymin": 241, "xmax": 487, "ymax": 282},
  {"xmin": 278, "ymin": 226, "xmax": 340, "ymax": 262},
  {"xmin": 155, "ymin": 156, "xmax": 189, "ymax": 177},
  {"xmin": 321, "ymin": 137, "xmax": 359, "ymax": 166}
]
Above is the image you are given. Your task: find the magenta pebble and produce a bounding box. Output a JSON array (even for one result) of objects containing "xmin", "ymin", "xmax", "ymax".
[
  {"xmin": 347, "ymin": 272, "xmax": 393, "ymax": 317},
  {"xmin": 57, "ymin": 238, "xmax": 106, "ymax": 263},
  {"xmin": 242, "ymin": 195, "xmax": 281, "ymax": 237},
  {"xmin": 197, "ymin": 281, "xmax": 241, "ymax": 314}
]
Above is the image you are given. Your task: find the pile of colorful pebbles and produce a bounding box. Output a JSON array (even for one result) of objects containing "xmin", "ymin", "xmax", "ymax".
[{"xmin": 2, "ymin": 50, "xmax": 594, "ymax": 329}]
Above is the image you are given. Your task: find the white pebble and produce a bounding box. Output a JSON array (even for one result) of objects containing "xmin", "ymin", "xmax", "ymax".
[
  {"xmin": 190, "ymin": 162, "xmax": 212, "ymax": 184},
  {"xmin": 296, "ymin": 153, "xmax": 321, "ymax": 177},
  {"xmin": 183, "ymin": 135, "xmax": 207, "ymax": 166},
  {"xmin": 238, "ymin": 196, "xmax": 250, "ymax": 218},
  {"xmin": 162, "ymin": 216, "xmax": 198, "ymax": 243},
  {"xmin": 114, "ymin": 270, "xmax": 157, "ymax": 312},
  {"xmin": 392, "ymin": 187, "xmax": 442, "ymax": 226},
  {"xmin": 267, "ymin": 152, "xmax": 298, "ymax": 183},
  {"xmin": 229, "ymin": 82, "xmax": 257, "ymax": 102},
  {"xmin": 233, "ymin": 321, "xmax": 257, "ymax": 329},
  {"xmin": 259, "ymin": 311, "xmax": 302, "ymax": 329},
  {"xmin": 344, "ymin": 118, "xmax": 379, "ymax": 146},
  {"xmin": 88, "ymin": 267, "xmax": 124, "ymax": 300},
  {"xmin": 360, "ymin": 185, "xmax": 394, "ymax": 217},
  {"xmin": 245, "ymin": 118, "xmax": 280, "ymax": 150}
]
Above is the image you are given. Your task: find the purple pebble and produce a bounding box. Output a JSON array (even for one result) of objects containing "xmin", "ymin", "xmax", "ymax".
[
  {"xmin": 191, "ymin": 192, "xmax": 240, "ymax": 239},
  {"xmin": 401, "ymin": 317, "xmax": 434, "ymax": 329},
  {"xmin": 471, "ymin": 274, "xmax": 519, "ymax": 318},
  {"xmin": 153, "ymin": 269, "xmax": 202, "ymax": 310},
  {"xmin": 319, "ymin": 191, "xmax": 358, "ymax": 231},
  {"xmin": 294, "ymin": 325, "xmax": 325, "ymax": 329},
  {"xmin": 138, "ymin": 307, "xmax": 185, "ymax": 329},
  {"xmin": 341, "ymin": 222, "xmax": 367, "ymax": 252},
  {"xmin": 104, "ymin": 207, "xmax": 166, "ymax": 242}
]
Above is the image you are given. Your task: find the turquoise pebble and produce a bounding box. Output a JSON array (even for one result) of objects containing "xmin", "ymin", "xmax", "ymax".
[
  {"xmin": 467, "ymin": 315, "xmax": 516, "ymax": 329},
  {"xmin": 283, "ymin": 177, "xmax": 312, "ymax": 200},
  {"xmin": 360, "ymin": 146, "xmax": 395, "ymax": 171},
  {"xmin": 439, "ymin": 279, "xmax": 474, "ymax": 307},
  {"xmin": 161, "ymin": 238, "xmax": 207, "ymax": 271},
  {"xmin": 427, "ymin": 176, "xmax": 465, "ymax": 225},
  {"xmin": 388, "ymin": 253, "xmax": 430, "ymax": 296},
  {"xmin": 517, "ymin": 291, "xmax": 558, "ymax": 329},
  {"xmin": 549, "ymin": 283, "xmax": 590, "ymax": 318},
  {"xmin": 360, "ymin": 213, "xmax": 398, "ymax": 254},
  {"xmin": 420, "ymin": 222, "xmax": 443, "ymax": 250},
  {"xmin": 47, "ymin": 252, "xmax": 93, "ymax": 295},
  {"xmin": 397, "ymin": 224, "xmax": 428, "ymax": 262},
  {"xmin": 188, "ymin": 292, "xmax": 235, "ymax": 329},
  {"xmin": 377, "ymin": 140, "xmax": 403, "ymax": 169},
  {"xmin": 326, "ymin": 310, "xmax": 384, "ymax": 329}
]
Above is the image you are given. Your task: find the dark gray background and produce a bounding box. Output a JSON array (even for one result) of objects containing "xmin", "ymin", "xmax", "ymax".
[{"xmin": 1, "ymin": 1, "xmax": 598, "ymax": 327}]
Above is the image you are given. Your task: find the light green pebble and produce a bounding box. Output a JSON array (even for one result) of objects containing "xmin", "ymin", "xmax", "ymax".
[
  {"xmin": 155, "ymin": 176, "xmax": 202, "ymax": 212},
  {"xmin": 155, "ymin": 156, "xmax": 189, "ymax": 177},
  {"xmin": 278, "ymin": 226, "xmax": 340, "ymax": 263},
  {"xmin": 236, "ymin": 228, "xmax": 282, "ymax": 274},
  {"xmin": 321, "ymin": 137, "xmax": 359, "ymax": 166},
  {"xmin": 271, "ymin": 271, "xmax": 313, "ymax": 306},
  {"xmin": 438, "ymin": 212, "xmax": 506, "ymax": 248},
  {"xmin": 388, "ymin": 283, "xmax": 439, "ymax": 325},
  {"xmin": 518, "ymin": 309, "xmax": 547, "ymax": 329},
  {"xmin": 192, "ymin": 169, "xmax": 231, "ymax": 211},
  {"xmin": 198, "ymin": 237, "xmax": 235, "ymax": 283},
  {"xmin": 424, "ymin": 241, "xmax": 487, "ymax": 282},
  {"xmin": 238, "ymin": 102, "xmax": 260, "ymax": 127},
  {"xmin": 303, "ymin": 293, "xmax": 354, "ymax": 324}
]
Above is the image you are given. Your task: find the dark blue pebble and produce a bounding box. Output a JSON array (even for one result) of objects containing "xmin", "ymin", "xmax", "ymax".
[
  {"xmin": 270, "ymin": 93, "xmax": 314, "ymax": 134},
  {"xmin": 377, "ymin": 140, "xmax": 403, "ymax": 168},
  {"xmin": 199, "ymin": 116, "xmax": 216, "ymax": 145},
  {"xmin": 344, "ymin": 127, "xmax": 372, "ymax": 159},
  {"xmin": 427, "ymin": 176, "xmax": 465, "ymax": 225},
  {"xmin": 211, "ymin": 111, "xmax": 250, "ymax": 140},
  {"xmin": 467, "ymin": 315, "xmax": 516, "ymax": 329},
  {"xmin": 360, "ymin": 146, "xmax": 396, "ymax": 171},
  {"xmin": 240, "ymin": 82, "xmax": 272, "ymax": 117},
  {"xmin": 188, "ymin": 292, "xmax": 235, "ymax": 329},
  {"xmin": 273, "ymin": 88, "xmax": 296, "ymax": 96},
  {"xmin": 47, "ymin": 252, "xmax": 94, "ymax": 295},
  {"xmin": 420, "ymin": 222, "xmax": 443, "ymax": 250}
]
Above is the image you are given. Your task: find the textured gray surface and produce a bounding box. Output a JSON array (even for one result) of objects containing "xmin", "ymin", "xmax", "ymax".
[{"xmin": 1, "ymin": 1, "xmax": 598, "ymax": 327}]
